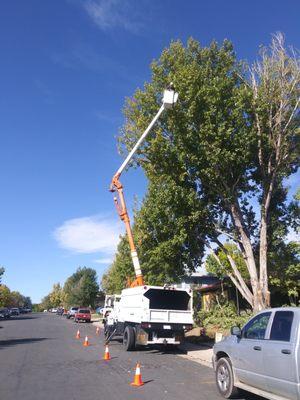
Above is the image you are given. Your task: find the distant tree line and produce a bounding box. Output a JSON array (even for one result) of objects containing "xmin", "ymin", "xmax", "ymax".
[
  {"xmin": 38, "ymin": 267, "xmax": 103, "ymax": 311},
  {"xmin": 0, "ymin": 267, "xmax": 32, "ymax": 308}
]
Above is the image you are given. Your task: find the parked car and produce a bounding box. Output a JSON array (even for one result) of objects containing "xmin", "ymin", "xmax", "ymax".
[
  {"xmin": 67, "ymin": 307, "xmax": 79, "ymax": 319},
  {"xmin": 19, "ymin": 307, "xmax": 31, "ymax": 314},
  {"xmin": 213, "ymin": 307, "xmax": 300, "ymax": 400},
  {"xmin": 10, "ymin": 308, "xmax": 20, "ymax": 316},
  {"xmin": 96, "ymin": 307, "xmax": 105, "ymax": 315},
  {"xmin": 74, "ymin": 308, "xmax": 91, "ymax": 323},
  {"xmin": 0, "ymin": 308, "xmax": 10, "ymax": 319}
]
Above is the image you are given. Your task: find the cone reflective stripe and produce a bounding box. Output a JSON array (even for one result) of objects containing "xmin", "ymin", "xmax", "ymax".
[
  {"xmin": 130, "ymin": 363, "xmax": 144, "ymax": 386},
  {"xmin": 103, "ymin": 344, "xmax": 111, "ymax": 360},
  {"xmin": 96, "ymin": 326, "xmax": 100, "ymax": 335},
  {"xmin": 76, "ymin": 330, "xmax": 80, "ymax": 339},
  {"xmin": 83, "ymin": 336, "xmax": 89, "ymax": 346}
]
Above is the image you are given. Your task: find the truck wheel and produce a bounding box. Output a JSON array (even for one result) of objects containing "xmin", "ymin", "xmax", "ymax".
[
  {"xmin": 123, "ymin": 326, "xmax": 135, "ymax": 351},
  {"xmin": 215, "ymin": 357, "xmax": 240, "ymax": 398}
]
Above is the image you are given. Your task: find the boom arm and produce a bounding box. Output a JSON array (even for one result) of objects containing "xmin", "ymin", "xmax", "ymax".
[{"xmin": 110, "ymin": 85, "xmax": 178, "ymax": 287}]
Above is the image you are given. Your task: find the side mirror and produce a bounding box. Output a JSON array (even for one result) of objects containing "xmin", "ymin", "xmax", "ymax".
[{"xmin": 231, "ymin": 326, "xmax": 242, "ymax": 337}]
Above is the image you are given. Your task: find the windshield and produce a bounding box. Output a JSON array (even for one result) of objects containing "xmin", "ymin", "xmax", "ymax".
[{"xmin": 78, "ymin": 309, "xmax": 90, "ymax": 313}]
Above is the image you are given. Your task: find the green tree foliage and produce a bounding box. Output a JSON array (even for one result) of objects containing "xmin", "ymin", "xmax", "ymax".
[
  {"xmin": 269, "ymin": 241, "xmax": 300, "ymax": 305},
  {"xmin": 63, "ymin": 267, "xmax": 99, "ymax": 307},
  {"xmin": 0, "ymin": 283, "xmax": 32, "ymax": 308},
  {"xmin": 102, "ymin": 175, "xmax": 208, "ymax": 292},
  {"xmin": 135, "ymin": 177, "xmax": 207, "ymax": 284},
  {"xmin": 195, "ymin": 301, "xmax": 252, "ymax": 332},
  {"xmin": 0, "ymin": 266, "xmax": 4, "ymax": 284},
  {"xmin": 0, "ymin": 285, "xmax": 12, "ymax": 307},
  {"xmin": 116, "ymin": 35, "xmax": 299, "ymax": 311},
  {"xmin": 40, "ymin": 294, "xmax": 52, "ymax": 311},
  {"xmin": 206, "ymin": 243, "xmax": 249, "ymax": 280},
  {"xmin": 9, "ymin": 291, "xmax": 32, "ymax": 308},
  {"xmin": 49, "ymin": 283, "xmax": 63, "ymax": 308}
]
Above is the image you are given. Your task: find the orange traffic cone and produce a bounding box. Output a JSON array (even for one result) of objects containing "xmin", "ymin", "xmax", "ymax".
[
  {"xmin": 130, "ymin": 363, "xmax": 144, "ymax": 386},
  {"xmin": 96, "ymin": 326, "xmax": 100, "ymax": 335},
  {"xmin": 83, "ymin": 335, "xmax": 89, "ymax": 347},
  {"xmin": 76, "ymin": 330, "xmax": 80, "ymax": 339},
  {"xmin": 103, "ymin": 344, "xmax": 111, "ymax": 360}
]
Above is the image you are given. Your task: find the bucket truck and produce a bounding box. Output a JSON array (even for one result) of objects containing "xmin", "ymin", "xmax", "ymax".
[{"xmin": 105, "ymin": 85, "xmax": 193, "ymax": 350}]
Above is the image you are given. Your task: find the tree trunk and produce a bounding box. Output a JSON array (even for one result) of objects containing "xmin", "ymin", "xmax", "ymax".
[
  {"xmin": 259, "ymin": 212, "xmax": 270, "ymax": 306},
  {"xmin": 209, "ymin": 243, "xmax": 254, "ymax": 307},
  {"xmin": 259, "ymin": 172, "xmax": 276, "ymax": 307},
  {"xmin": 215, "ymin": 239, "xmax": 254, "ymax": 306},
  {"xmin": 230, "ymin": 201, "xmax": 265, "ymax": 312}
]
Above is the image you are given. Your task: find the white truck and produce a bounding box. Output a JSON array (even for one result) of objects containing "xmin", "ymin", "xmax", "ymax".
[{"xmin": 104, "ymin": 285, "xmax": 193, "ymax": 350}]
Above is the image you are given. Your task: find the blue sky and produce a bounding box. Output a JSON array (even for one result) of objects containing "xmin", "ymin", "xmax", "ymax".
[{"xmin": 0, "ymin": 0, "xmax": 299, "ymax": 303}]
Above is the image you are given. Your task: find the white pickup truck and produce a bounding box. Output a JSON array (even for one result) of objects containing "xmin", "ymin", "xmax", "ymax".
[
  {"xmin": 104, "ymin": 285, "xmax": 193, "ymax": 350},
  {"xmin": 213, "ymin": 307, "xmax": 300, "ymax": 400}
]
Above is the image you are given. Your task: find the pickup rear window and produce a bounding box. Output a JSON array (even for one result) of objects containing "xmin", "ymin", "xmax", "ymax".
[
  {"xmin": 144, "ymin": 289, "xmax": 190, "ymax": 310},
  {"xmin": 78, "ymin": 309, "xmax": 90, "ymax": 314}
]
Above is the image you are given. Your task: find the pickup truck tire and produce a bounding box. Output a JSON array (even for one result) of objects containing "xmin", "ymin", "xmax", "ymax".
[
  {"xmin": 216, "ymin": 357, "xmax": 240, "ymax": 399},
  {"xmin": 123, "ymin": 326, "xmax": 135, "ymax": 351}
]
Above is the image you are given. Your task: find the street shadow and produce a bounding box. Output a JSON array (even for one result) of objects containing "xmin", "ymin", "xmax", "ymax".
[
  {"xmin": 0, "ymin": 337, "xmax": 48, "ymax": 349},
  {"xmin": 140, "ymin": 379, "xmax": 153, "ymax": 385},
  {"xmin": 105, "ymin": 337, "xmax": 189, "ymax": 355},
  {"xmin": 182, "ymin": 340, "xmax": 213, "ymax": 349},
  {"xmin": 239, "ymin": 391, "xmax": 265, "ymax": 400},
  {"xmin": 141, "ymin": 345, "xmax": 188, "ymax": 355},
  {"xmin": 2, "ymin": 316, "xmax": 36, "ymax": 321}
]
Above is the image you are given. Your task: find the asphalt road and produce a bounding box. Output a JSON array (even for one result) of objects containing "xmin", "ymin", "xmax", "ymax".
[{"xmin": 0, "ymin": 313, "xmax": 259, "ymax": 400}]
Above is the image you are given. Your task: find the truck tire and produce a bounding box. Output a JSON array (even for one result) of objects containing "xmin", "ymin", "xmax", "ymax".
[
  {"xmin": 215, "ymin": 357, "xmax": 240, "ymax": 398},
  {"xmin": 123, "ymin": 326, "xmax": 135, "ymax": 351}
]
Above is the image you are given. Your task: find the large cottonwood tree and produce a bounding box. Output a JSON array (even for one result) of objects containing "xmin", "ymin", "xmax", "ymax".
[{"xmin": 117, "ymin": 35, "xmax": 299, "ymax": 311}]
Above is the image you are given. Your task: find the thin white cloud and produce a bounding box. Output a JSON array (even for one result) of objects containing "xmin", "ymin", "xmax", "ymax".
[
  {"xmin": 93, "ymin": 257, "xmax": 113, "ymax": 264},
  {"xmin": 82, "ymin": 0, "xmax": 141, "ymax": 32},
  {"xmin": 54, "ymin": 215, "xmax": 122, "ymax": 254}
]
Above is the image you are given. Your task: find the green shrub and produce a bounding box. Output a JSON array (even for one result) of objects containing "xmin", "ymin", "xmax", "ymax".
[{"xmin": 195, "ymin": 301, "xmax": 252, "ymax": 333}]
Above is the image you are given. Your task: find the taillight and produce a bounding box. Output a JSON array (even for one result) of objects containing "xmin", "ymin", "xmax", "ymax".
[{"xmin": 141, "ymin": 322, "xmax": 152, "ymax": 329}]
